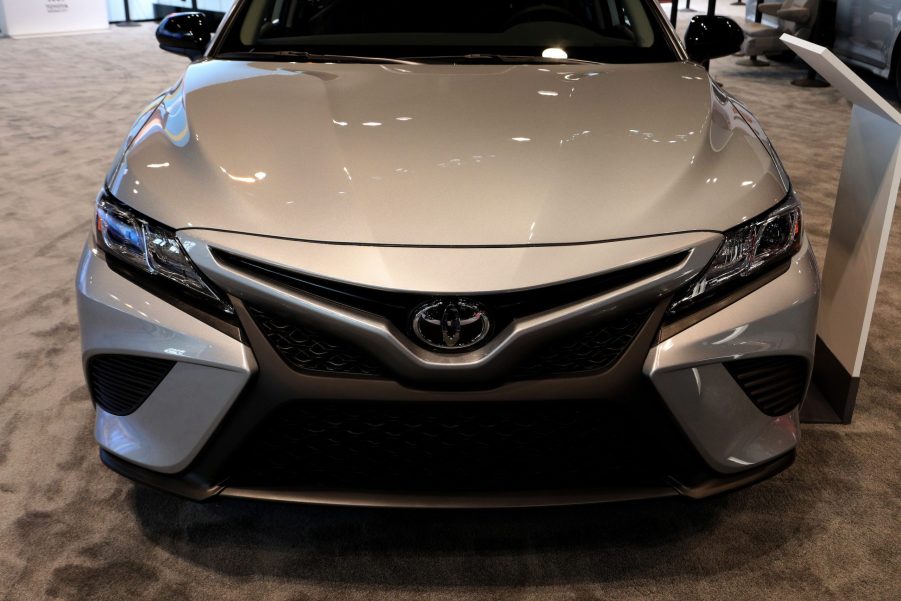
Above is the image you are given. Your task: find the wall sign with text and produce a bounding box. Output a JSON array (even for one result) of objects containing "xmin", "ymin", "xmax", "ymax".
[{"xmin": 0, "ymin": 0, "xmax": 109, "ymax": 37}]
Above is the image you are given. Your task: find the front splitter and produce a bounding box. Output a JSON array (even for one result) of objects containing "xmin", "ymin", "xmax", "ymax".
[{"xmin": 101, "ymin": 448, "xmax": 794, "ymax": 508}]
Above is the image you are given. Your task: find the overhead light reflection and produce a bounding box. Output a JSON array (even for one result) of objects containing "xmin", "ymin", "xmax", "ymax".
[
  {"xmin": 219, "ymin": 166, "xmax": 267, "ymax": 184},
  {"xmin": 542, "ymin": 48, "xmax": 568, "ymax": 59}
]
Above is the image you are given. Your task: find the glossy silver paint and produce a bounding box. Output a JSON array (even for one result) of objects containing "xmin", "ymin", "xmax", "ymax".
[
  {"xmin": 77, "ymin": 244, "xmax": 254, "ymax": 473},
  {"xmin": 181, "ymin": 228, "xmax": 719, "ymax": 294},
  {"xmin": 108, "ymin": 60, "xmax": 787, "ymax": 246},
  {"xmin": 646, "ymin": 237, "xmax": 819, "ymax": 473},
  {"xmin": 76, "ymin": 14, "xmax": 821, "ymax": 503}
]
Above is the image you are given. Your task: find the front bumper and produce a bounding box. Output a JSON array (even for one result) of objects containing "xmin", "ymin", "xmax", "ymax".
[{"xmin": 76, "ymin": 233, "xmax": 819, "ymax": 507}]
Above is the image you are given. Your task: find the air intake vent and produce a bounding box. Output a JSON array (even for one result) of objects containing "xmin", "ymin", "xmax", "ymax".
[
  {"xmin": 226, "ymin": 398, "xmax": 694, "ymax": 492},
  {"xmin": 88, "ymin": 355, "xmax": 175, "ymax": 416},
  {"xmin": 724, "ymin": 355, "xmax": 808, "ymax": 416}
]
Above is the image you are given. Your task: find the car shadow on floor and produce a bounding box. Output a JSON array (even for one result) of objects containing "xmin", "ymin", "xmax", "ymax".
[{"xmin": 130, "ymin": 473, "xmax": 819, "ymax": 587}]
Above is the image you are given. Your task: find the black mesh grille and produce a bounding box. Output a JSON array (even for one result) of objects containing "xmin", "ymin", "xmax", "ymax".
[
  {"xmin": 724, "ymin": 355, "xmax": 808, "ymax": 416},
  {"xmin": 227, "ymin": 398, "xmax": 693, "ymax": 492},
  {"xmin": 515, "ymin": 308, "xmax": 652, "ymax": 378},
  {"xmin": 88, "ymin": 355, "xmax": 175, "ymax": 416},
  {"xmin": 248, "ymin": 304, "xmax": 651, "ymax": 380},
  {"xmin": 248, "ymin": 306, "xmax": 383, "ymax": 377}
]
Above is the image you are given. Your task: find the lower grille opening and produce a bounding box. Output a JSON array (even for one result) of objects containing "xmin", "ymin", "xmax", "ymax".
[
  {"xmin": 724, "ymin": 355, "xmax": 808, "ymax": 416},
  {"xmin": 87, "ymin": 354, "xmax": 175, "ymax": 416},
  {"xmin": 226, "ymin": 397, "xmax": 699, "ymax": 493}
]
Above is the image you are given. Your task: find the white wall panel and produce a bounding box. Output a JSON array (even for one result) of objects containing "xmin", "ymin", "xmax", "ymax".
[
  {"xmin": 105, "ymin": 0, "xmax": 124, "ymax": 21},
  {"xmin": 0, "ymin": 0, "xmax": 108, "ymax": 37},
  {"xmin": 127, "ymin": 0, "xmax": 155, "ymax": 20}
]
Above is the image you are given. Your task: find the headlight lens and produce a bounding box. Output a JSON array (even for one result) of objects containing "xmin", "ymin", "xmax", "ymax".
[
  {"xmin": 95, "ymin": 193, "xmax": 233, "ymax": 313},
  {"xmin": 668, "ymin": 193, "xmax": 802, "ymax": 314}
]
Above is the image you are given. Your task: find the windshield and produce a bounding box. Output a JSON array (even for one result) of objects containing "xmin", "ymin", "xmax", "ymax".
[{"xmin": 215, "ymin": 0, "xmax": 679, "ymax": 63}]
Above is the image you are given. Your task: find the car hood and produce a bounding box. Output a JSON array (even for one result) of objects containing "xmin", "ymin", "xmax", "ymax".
[{"xmin": 109, "ymin": 59, "xmax": 788, "ymax": 246}]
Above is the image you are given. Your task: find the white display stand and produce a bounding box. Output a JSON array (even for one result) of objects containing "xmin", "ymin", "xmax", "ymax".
[
  {"xmin": 781, "ymin": 34, "xmax": 901, "ymax": 423},
  {"xmin": 0, "ymin": 0, "xmax": 108, "ymax": 38}
]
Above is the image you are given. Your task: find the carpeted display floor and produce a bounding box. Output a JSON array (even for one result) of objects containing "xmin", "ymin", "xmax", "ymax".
[{"xmin": 0, "ymin": 22, "xmax": 898, "ymax": 601}]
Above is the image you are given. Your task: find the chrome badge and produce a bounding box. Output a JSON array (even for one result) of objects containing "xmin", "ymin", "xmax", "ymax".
[{"xmin": 412, "ymin": 299, "xmax": 490, "ymax": 351}]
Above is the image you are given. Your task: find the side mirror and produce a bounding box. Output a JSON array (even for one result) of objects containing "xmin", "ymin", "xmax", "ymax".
[
  {"xmin": 685, "ymin": 16, "xmax": 744, "ymax": 63},
  {"xmin": 156, "ymin": 12, "xmax": 211, "ymax": 60}
]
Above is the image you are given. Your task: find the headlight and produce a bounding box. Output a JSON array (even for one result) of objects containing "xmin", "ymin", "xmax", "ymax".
[
  {"xmin": 95, "ymin": 192, "xmax": 233, "ymax": 313},
  {"xmin": 668, "ymin": 193, "xmax": 802, "ymax": 314}
]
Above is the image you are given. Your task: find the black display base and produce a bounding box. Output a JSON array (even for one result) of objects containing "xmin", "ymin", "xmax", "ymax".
[
  {"xmin": 737, "ymin": 57, "xmax": 771, "ymax": 67},
  {"xmin": 801, "ymin": 381, "xmax": 844, "ymax": 423},
  {"xmin": 792, "ymin": 77, "xmax": 830, "ymax": 88},
  {"xmin": 115, "ymin": 21, "xmax": 142, "ymax": 27},
  {"xmin": 801, "ymin": 336, "xmax": 859, "ymax": 424}
]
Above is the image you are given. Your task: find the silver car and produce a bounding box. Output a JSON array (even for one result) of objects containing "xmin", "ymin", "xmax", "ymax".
[{"xmin": 76, "ymin": 0, "xmax": 818, "ymax": 507}]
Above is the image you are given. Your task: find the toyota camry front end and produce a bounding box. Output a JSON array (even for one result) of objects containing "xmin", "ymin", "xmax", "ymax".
[{"xmin": 76, "ymin": 0, "xmax": 819, "ymax": 507}]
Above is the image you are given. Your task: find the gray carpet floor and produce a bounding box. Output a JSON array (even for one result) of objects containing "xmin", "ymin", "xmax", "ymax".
[{"xmin": 0, "ymin": 22, "xmax": 899, "ymax": 601}]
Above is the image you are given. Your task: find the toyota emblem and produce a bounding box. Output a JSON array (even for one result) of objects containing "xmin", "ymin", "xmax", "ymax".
[{"xmin": 411, "ymin": 299, "xmax": 490, "ymax": 351}]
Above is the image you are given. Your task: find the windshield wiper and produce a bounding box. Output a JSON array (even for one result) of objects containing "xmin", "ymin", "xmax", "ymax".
[
  {"xmin": 400, "ymin": 53, "xmax": 602, "ymax": 65},
  {"xmin": 215, "ymin": 50, "xmax": 421, "ymax": 65}
]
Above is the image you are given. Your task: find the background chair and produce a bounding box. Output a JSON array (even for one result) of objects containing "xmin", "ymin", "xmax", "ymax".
[{"xmin": 738, "ymin": 0, "xmax": 820, "ymax": 66}]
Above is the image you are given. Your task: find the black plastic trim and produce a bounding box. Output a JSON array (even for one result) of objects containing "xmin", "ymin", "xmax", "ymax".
[
  {"xmin": 247, "ymin": 304, "xmax": 386, "ymax": 377},
  {"xmin": 99, "ymin": 447, "xmax": 796, "ymax": 507},
  {"xmin": 670, "ymin": 450, "xmax": 795, "ymax": 499},
  {"xmin": 723, "ymin": 355, "xmax": 809, "ymax": 416},
  {"xmin": 100, "ymin": 449, "xmax": 225, "ymax": 502},
  {"xmin": 88, "ymin": 354, "xmax": 175, "ymax": 416}
]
